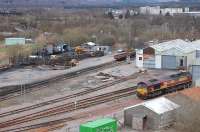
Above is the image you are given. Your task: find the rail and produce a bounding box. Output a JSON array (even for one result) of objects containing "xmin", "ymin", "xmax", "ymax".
[
  {"xmin": 0, "ymin": 60, "xmax": 125, "ymax": 100},
  {"xmin": 0, "ymin": 87, "xmax": 137, "ymax": 131}
]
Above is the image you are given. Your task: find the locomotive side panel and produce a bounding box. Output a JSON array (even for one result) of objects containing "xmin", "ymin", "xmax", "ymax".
[{"xmin": 136, "ymin": 72, "xmax": 192, "ymax": 99}]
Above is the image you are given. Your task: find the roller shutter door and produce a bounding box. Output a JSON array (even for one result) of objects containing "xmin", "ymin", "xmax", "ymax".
[
  {"xmin": 161, "ymin": 55, "xmax": 176, "ymax": 69},
  {"xmin": 192, "ymin": 65, "xmax": 200, "ymax": 81}
]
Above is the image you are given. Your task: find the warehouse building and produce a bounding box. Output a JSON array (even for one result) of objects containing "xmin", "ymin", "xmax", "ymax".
[
  {"xmin": 139, "ymin": 6, "xmax": 189, "ymax": 16},
  {"xmin": 124, "ymin": 97, "xmax": 179, "ymax": 130},
  {"xmin": 136, "ymin": 39, "xmax": 196, "ymax": 70},
  {"xmin": 136, "ymin": 39, "xmax": 200, "ymax": 85}
]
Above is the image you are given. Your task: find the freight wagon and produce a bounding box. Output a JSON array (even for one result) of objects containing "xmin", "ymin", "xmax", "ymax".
[
  {"xmin": 80, "ymin": 118, "xmax": 117, "ymax": 132},
  {"xmin": 114, "ymin": 51, "xmax": 135, "ymax": 61},
  {"xmin": 136, "ymin": 72, "xmax": 192, "ymax": 99}
]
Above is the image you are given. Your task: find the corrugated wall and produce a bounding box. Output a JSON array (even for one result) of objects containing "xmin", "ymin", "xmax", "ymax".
[{"xmin": 192, "ymin": 65, "xmax": 200, "ymax": 84}]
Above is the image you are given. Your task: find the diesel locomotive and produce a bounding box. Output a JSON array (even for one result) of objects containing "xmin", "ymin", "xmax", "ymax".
[{"xmin": 136, "ymin": 72, "xmax": 192, "ymax": 99}]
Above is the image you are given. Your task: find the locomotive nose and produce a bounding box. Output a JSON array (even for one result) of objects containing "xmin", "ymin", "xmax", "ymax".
[{"xmin": 136, "ymin": 88, "xmax": 147, "ymax": 97}]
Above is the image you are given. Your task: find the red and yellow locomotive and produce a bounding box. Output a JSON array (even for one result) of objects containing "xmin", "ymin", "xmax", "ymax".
[{"xmin": 136, "ymin": 72, "xmax": 192, "ymax": 99}]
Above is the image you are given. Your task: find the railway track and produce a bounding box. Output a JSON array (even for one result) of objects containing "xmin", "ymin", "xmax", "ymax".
[
  {"xmin": 0, "ymin": 87, "xmax": 137, "ymax": 131},
  {"xmin": 0, "ymin": 71, "xmax": 139, "ymax": 118},
  {"xmin": 0, "ymin": 60, "xmax": 125, "ymax": 101},
  {"xmin": 1, "ymin": 117, "xmax": 74, "ymax": 132}
]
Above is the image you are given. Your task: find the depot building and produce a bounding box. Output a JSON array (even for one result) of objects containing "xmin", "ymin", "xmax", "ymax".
[{"xmin": 136, "ymin": 39, "xmax": 199, "ymax": 70}]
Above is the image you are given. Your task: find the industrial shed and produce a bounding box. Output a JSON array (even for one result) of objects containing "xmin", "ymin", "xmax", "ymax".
[
  {"xmin": 124, "ymin": 97, "xmax": 179, "ymax": 130},
  {"xmin": 136, "ymin": 39, "xmax": 196, "ymax": 69}
]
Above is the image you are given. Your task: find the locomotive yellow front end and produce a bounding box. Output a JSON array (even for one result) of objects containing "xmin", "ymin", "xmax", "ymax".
[{"xmin": 136, "ymin": 82, "xmax": 148, "ymax": 99}]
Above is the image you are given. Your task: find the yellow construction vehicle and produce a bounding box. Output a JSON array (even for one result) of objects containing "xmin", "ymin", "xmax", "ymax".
[{"xmin": 75, "ymin": 46, "xmax": 87, "ymax": 54}]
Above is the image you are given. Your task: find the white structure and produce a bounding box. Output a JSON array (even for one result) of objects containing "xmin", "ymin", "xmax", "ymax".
[
  {"xmin": 136, "ymin": 39, "xmax": 197, "ymax": 69},
  {"xmin": 136, "ymin": 49, "xmax": 143, "ymax": 68},
  {"xmin": 139, "ymin": 6, "xmax": 189, "ymax": 16},
  {"xmin": 139, "ymin": 6, "xmax": 161, "ymax": 15},
  {"xmin": 86, "ymin": 42, "xmax": 96, "ymax": 46},
  {"xmin": 136, "ymin": 39, "xmax": 200, "ymax": 86},
  {"xmin": 160, "ymin": 8, "xmax": 183, "ymax": 16},
  {"xmin": 136, "ymin": 39, "xmax": 200, "ymax": 85},
  {"xmin": 190, "ymin": 40, "xmax": 200, "ymax": 86},
  {"xmin": 175, "ymin": 12, "xmax": 200, "ymax": 17},
  {"xmin": 124, "ymin": 97, "xmax": 179, "ymax": 130},
  {"xmin": 184, "ymin": 7, "xmax": 190, "ymax": 12},
  {"xmin": 191, "ymin": 40, "xmax": 200, "ymax": 59}
]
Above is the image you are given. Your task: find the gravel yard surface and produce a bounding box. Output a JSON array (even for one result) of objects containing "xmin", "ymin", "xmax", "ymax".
[{"xmin": 0, "ymin": 55, "xmax": 114, "ymax": 88}]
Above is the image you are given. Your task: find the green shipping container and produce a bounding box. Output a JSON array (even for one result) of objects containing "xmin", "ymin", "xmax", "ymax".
[{"xmin": 80, "ymin": 118, "xmax": 117, "ymax": 132}]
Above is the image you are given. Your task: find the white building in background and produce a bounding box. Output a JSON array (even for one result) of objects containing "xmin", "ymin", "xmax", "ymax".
[
  {"xmin": 160, "ymin": 8, "xmax": 183, "ymax": 16},
  {"xmin": 139, "ymin": 6, "xmax": 189, "ymax": 16},
  {"xmin": 139, "ymin": 6, "xmax": 161, "ymax": 15},
  {"xmin": 184, "ymin": 7, "xmax": 190, "ymax": 12},
  {"xmin": 175, "ymin": 12, "xmax": 200, "ymax": 17}
]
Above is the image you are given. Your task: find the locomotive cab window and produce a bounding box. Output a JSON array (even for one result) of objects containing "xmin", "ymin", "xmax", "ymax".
[
  {"xmin": 149, "ymin": 79, "xmax": 158, "ymax": 82},
  {"xmin": 137, "ymin": 83, "xmax": 147, "ymax": 88},
  {"xmin": 139, "ymin": 57, "xmax": 143, "ymax": 60}
]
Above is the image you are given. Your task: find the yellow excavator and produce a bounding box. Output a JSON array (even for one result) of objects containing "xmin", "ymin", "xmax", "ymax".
[{"xmin": 75, "ymin": 46, "xmax": 87, "ymax": 55}]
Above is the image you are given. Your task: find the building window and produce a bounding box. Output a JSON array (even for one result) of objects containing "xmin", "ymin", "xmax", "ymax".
[{"xmin": 139, "ymin": 57, "xmax": 143, "ymax": 60}]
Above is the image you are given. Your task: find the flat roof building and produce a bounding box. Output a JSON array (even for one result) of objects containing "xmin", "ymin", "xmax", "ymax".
[{"xmin": 5, "ymin": 37, "xmax": 25, "ymax": 45}]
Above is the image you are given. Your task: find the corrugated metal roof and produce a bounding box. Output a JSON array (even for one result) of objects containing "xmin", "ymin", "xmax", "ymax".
[
  {"xmin": 151, "ymin": 39, "xmax": 195, "ymax": 54},
  {"xmin": 125, "ymin": 97, "xmax": 179, "ymax": 115},
  {"xmin": 191, "ymin": 40, "xmax": 200, "ymax": 50},
  {"xmin": 87, "ymin": 42, "xmax": 96, "ymax": 46},
  {"xmin": 142, "ymin": 97, "xmax": 179, "ymax": 114}
]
